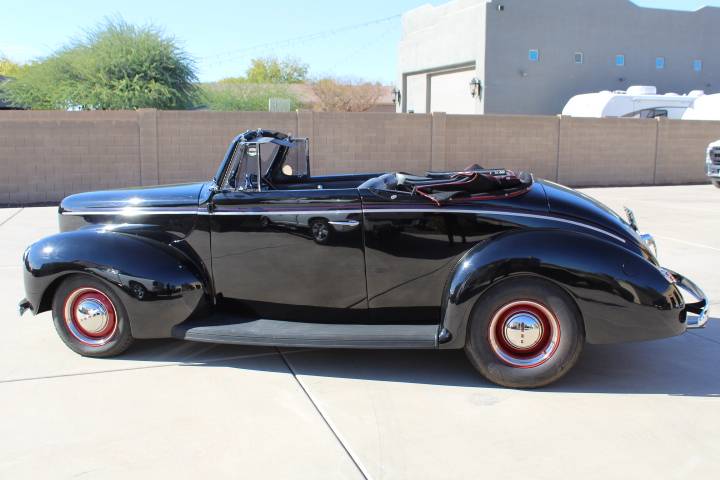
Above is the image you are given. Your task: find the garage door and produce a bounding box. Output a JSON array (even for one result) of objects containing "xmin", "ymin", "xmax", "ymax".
[{"xmin": 429, "ymin": 68, "xmax": 477, "ymax": 114}]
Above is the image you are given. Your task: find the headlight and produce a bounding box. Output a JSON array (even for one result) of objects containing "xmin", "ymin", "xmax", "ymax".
[
  {"xmin": 624, "ymin": 207, "xmax": 658, "ymax": 260},
  {"xmin": 640, "ymin": 233, "xmax": 657, "ymax": 259}
]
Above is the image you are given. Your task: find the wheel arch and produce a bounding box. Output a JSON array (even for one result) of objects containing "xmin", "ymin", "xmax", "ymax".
[
  {"xmin": 23, "ymin": 229, "xmax": 208, "ymax": 339},
  {"xmin": 438, "ymin": 228, "xmax": 681, "ymax": 348},
  {"xmin": 462, "ymin": 273, "xmax": 586, "ymax": 348}
]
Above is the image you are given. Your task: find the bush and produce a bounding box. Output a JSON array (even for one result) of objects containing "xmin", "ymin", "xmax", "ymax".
[
  {"xmin": 310, "ymin": 77, "xmax": 384, "ymax": 112},
  {"xmin": 1, "ymin": 19, "xmax": 198, "ymax": 110}
]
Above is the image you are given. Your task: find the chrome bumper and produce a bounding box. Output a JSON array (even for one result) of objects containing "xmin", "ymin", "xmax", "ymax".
[
  {"xmin": 666, "ymin": 269, "xmax": 710, "ymax": 329},
  {"xmin": 18, "ymin": 298, "xmax": 32, "ymax": 316}
]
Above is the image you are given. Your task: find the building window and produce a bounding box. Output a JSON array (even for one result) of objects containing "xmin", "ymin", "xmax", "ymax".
[
  {"xmin": 694, "ymin": 60, "xmax": 703, "ymax": 72},
  {"xmin": 616, "ymin": 54, "xmax": 625, "ymax": 67},
  {"xmin": 528, "ymin": 49, "xmax": 539, "ymax": 62},
  {"xmin": 574, "ymin": 52, "xmax": 584, "ymax": 64},
  {"xmin": 656, "ymin": 57, "xmax": 665, "ymax": 69}
]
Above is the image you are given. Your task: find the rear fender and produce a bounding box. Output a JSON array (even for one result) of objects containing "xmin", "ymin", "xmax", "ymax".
[
  {"xmin": 23, "ymin": 228, "xmax": 207, "ymax": 338},
  {"xmin": 439, "ymin": 229, "xmax": 684, "ymax": 348}
]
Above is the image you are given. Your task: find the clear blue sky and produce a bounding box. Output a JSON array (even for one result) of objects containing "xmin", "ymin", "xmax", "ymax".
[{"xmin": 1, "ymin": 0, "xmax": 717, "ymax": 84}]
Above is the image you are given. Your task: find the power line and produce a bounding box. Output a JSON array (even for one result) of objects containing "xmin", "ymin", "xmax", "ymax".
[
  {"xmin": 201, "ymin": 14, "xmax": 401, "ymax": 66},
  {"xmin": 330, "ymin": 21, "xmax": 398, "ymax": 74}
]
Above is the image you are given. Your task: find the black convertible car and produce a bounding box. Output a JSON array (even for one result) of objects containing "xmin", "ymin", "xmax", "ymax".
[{"xmin": 20, "ymin": 129, "xmax": 709, "ymax": 388}]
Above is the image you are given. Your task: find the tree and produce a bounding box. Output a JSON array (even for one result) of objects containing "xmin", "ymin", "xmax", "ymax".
[
  {"xmin": 0, "ymin": 19, "xmax": 198, "ymax": 110},
  {"xmin": 0, "ymin": 56, "xmax": 24, "ymax": 77},
  {"xmin": 201, "ymin": 83, "xmax": 301, "ymax": 112},
  {"xmin": 310, "ymin": 77, "xmax": 384, "ymax": 112},
  {"xmin": 245, "ymin": 57, "xmax": 308, "ymax": 84}
]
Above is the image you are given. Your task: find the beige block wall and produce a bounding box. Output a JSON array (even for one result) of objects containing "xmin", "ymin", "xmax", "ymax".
[
  {"xmin": 1, "ymin": 109, "xmax": 717, "ymax": 205},
  {"xmin": 156, "ymin": 111, "xmax": 298, "ymax": 184},
  {"xmin": 445, "ymin": 115, "xmax": 560, "ymax": 180},
  {"xmin": 311, "ymin": 112, "xmax": 433, "ymax": 175},
  {"xmin": 655, "ymin": 119, "xmax": 720, "ymax": 185},
  {"xmin": 558, "ymin": 117, "xmax": 658, "ymax": 187},
  {"xmin": 0, "ymin": 111, "xmax": 140, "ymax": 204}
]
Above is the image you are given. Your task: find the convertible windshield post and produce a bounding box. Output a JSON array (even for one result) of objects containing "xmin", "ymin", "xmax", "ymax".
[{"xmin": 248, "ymin": 142, "xmax": 262, "ymax": 192}]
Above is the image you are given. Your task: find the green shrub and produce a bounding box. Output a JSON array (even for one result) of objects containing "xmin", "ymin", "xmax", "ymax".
[{"xmin": 1, "ymin": 19, "xmax": 198, "ymax": 110}]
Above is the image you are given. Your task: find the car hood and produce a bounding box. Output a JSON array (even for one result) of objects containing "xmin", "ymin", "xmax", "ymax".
[
  {"xmin": 539, "ymin": 180, "xmax": 640, "ymax": 244},
  {"xmin": 59, "ymin": 182, "xmax": 207, "ymax": 214}
]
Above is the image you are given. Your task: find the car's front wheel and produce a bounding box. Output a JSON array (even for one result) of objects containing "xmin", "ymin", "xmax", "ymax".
[
  {"xmin": 465, "ymin": 278, "xmax": 584, "ymax": 388},
  {"xmin": 52, "ymin": 275, "xmax": 134, "ymax": 357}
]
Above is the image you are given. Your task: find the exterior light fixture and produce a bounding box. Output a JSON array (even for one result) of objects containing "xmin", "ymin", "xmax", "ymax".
[
  {"xmin": 391, "ymin": 87, "xmax": 402, "ymax": 105},
  {"xmin": 469, "ymin": 77, "xmax": 482, "ymax": 98}
]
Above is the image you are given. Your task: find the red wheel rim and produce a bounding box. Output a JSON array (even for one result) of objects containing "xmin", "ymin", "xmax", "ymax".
[
  {"xmin": 63, "ymin": 287, "xmax": 118, "ymax": 347},
  {"xmin": 488, "ymin": 300, "xmax": 561, "ymax": 368}
]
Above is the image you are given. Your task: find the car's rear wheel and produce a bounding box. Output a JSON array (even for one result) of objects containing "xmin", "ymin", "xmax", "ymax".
[
  {"xmin": 52, "ymin": 275, "xmax": 134, "ymax": 357},
  {"xmin": 465, "ymin": 278, "xmax": 584, "ymax": 388}
]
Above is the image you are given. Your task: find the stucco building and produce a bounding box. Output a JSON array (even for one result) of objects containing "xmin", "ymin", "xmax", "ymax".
[{"xmin": 397, "ymin": 0, "xmax": 720, "ymax": 115}]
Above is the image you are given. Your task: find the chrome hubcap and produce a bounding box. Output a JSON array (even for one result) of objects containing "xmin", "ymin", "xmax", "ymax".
[
  {"xmin": 503, "ymin": 313, "xmax": 543, "ymax": 350},
  {"xmin": 63, "ymin": 287, "xmax": 118, "ymax": 347},
  {"xmin": 74, "ymin": 299, "xmax": 110, "ymax": 335},
  {"xmin": 488, "ymin": 300, "xmax": 561, "ymax": 369}
]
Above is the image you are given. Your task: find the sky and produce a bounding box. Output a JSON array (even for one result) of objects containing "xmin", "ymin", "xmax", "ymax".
[{"xmin": 1, "ymin": 0, "xmax": 717, "ymax": 84}]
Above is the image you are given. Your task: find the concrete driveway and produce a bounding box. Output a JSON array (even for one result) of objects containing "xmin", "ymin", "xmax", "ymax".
[{"xmin": 1, "ymin": 185, "xmax": 718, "ymax": 479}]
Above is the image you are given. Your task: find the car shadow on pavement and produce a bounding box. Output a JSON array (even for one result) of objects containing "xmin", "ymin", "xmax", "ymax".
[{"xmin": 117, "ymin": 317, "xmax": 720, "ymax": 397}]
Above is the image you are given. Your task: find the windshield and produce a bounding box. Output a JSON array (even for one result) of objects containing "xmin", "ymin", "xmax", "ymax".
[
  {"xmin": 225, "ymin": 141, "xmax": 280, "ymax": 189},
  {"xmin": 224, "ymin": 136, "xmax": 310, "ymax": 190}
]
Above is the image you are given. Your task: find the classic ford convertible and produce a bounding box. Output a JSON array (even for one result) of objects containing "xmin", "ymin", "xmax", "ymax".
[{"xmin": 20, "ymin": 129, "xmax": 709, "ymax": 388}]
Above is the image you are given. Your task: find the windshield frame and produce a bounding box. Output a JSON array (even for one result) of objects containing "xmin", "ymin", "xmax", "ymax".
[{"xmin": 219, "ymin": 135, "xmax": 310, "ymax": 191}]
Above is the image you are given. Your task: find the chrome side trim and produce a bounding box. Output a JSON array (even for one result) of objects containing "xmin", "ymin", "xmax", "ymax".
[
  {"xmin": 62, "ymin": 209, "xmax": 197, "ymax": 216},
  {"xmin": 206, "ymin": 209, "xmax": 362, "ymax": 216},
  {"xmin": 365, "ymin": 208, "xmax": 627, "ymax": 243},
  {"xmin": 63, "ymin": 206, "xmax": 627, "ymax": 243}
]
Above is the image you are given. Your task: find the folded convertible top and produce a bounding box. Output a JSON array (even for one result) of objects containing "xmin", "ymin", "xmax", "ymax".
[{"xmin": 403, "ymin": 166, "xmax": 533, "ymax": 205}]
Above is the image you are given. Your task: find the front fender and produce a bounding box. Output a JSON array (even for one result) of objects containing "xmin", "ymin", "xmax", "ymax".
[
  {"xmin": 23, "ymin": 228, "xmax": 206, "ymax": 338},
  {"xmin": 439, "ymin": 229, "xmax": 685, "ymax": 349}
]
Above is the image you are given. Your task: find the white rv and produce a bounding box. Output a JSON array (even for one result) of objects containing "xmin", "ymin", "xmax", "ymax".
[
  {"xmin": 562, "ymin": 86, "xmax": 704, "ymax": 119},
  {"xmin": 681, "ymin": 93, "xmax": 720, "ymax": 121}
]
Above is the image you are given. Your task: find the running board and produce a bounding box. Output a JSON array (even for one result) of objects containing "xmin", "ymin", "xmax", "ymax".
[{"xmin": 172, "ymin": 316, "xmax": 439, "ymax": 349}]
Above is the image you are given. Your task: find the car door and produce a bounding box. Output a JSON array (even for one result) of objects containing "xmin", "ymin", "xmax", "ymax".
[
  {"xmin": 359, "ymin": 186, "xmax": 548, "ymax": 324},
  {"xmin": 209, "ymin": 187, "xmax": 368, "ymax": 323}
]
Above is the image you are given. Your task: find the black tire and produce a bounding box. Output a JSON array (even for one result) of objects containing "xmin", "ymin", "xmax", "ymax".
[
  {"xmin": 465, "ymin": 278, "xmax": 584, "ymax": 389},
  {"xmin": 310, "ymin": 219, "xmax": 333, "ymax": 245},
  {"xmin": 51, "ymin": 275, "xmax": 134, "ymax": 358},
  {"xmin": 712, "ymin": 180, "xmax": 720, "ymax": 189}
]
